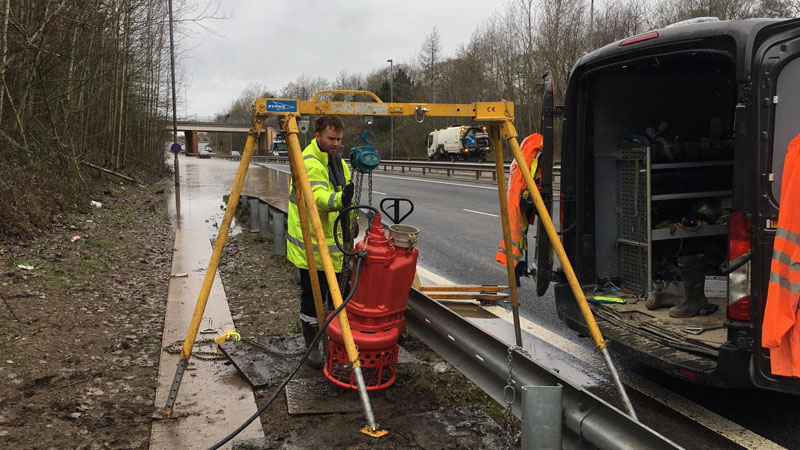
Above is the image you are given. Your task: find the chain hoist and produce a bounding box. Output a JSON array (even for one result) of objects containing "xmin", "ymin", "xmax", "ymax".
[{"xmin": 337, "ymin": 130, "xmax": 381, "ymax": 297}]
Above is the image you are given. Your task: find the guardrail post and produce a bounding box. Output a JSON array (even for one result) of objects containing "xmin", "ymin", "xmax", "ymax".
[
  {"xmin": 476, "ymin": 170, "xmax": 480, "ymax": 180},
  {"xmin": 258, "ymin": 202, "xmax": 270, "ymax": 238},
  {"xmin": 273, "ymin": 211, "xmax": 286, "ymax": 256},
  {"xmin": 401, "ymin": 165, "xmax": 405, "ymax": 174},
  {"xmin": 423, "ymin": 168, "xmax": 426, "ymax": 175},
  {"xmin": 249, "ymin": 198, "xmax": 260, "ymax": 232},
  {"xmin": 521, "ymin": 385, "xmax": 562, "ymax": 450}
]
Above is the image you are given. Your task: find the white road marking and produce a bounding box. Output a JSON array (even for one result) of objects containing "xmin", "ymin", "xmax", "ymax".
[
  {"xmin": 463, "ymin": 208, "xmax": 498, "ymax": 218},
  {"xmin": 372, "ymin": 191, "xmax": 386, "ymax": 195},
  {"xmin": 414, "ymin": 266, "xmax": 786, "ymax": 450},
  {"xmin": 374, "ymin": 174, "xmax": 497, "ymax": 190}
]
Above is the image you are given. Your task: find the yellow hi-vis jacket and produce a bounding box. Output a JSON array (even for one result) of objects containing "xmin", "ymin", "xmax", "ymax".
[{"xmin": 287, "ymin": 138, "xmax": 352, "ymax": 272}]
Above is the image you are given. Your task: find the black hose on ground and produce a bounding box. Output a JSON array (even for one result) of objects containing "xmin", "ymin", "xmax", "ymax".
[{"xmin": 207, "ymin": 256, "xmax": 365, "ymax": 450}]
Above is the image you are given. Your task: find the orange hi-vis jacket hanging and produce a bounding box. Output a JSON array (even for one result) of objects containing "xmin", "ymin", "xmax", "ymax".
[
  {"xmin": 763, "ymin": 132, "xmax": 800, "ymax": 378},
  {"xmin": 496, "ymin": 133, "xmax": 543, "ymax": 268}
]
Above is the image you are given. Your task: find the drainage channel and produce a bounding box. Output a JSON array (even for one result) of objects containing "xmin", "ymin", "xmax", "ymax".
[{"xmin": 406, "ymin": 288, "xmax": 681, "ymax": 450}]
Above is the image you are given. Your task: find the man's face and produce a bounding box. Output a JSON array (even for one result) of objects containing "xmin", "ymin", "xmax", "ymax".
[{"xmin": 315, "ymin": 126, "xmax": 343, "ymax": 156}]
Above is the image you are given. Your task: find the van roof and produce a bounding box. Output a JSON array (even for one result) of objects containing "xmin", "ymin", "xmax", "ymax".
[{"xmin": 574, "ymin": 18, "xmax": 798, "ymax": 80}]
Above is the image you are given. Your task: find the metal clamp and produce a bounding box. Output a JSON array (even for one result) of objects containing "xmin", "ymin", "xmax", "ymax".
[{"xmin": 414, "ymin": 106, "xmax": 429, "ymax": 124}]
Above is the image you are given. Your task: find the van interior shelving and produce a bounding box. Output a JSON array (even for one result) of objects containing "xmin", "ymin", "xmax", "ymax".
[{"xmin": 583, "ymin": 50, "xmax": 736, "ymax": 354}]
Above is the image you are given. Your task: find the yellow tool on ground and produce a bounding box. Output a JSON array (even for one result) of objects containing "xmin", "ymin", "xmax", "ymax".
[{"xmin": 215, "ymin": 330, "xmax": 242, "ymax": 345}]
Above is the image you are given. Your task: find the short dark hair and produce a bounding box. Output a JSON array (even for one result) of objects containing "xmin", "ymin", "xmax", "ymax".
[{"xmin": 314, "ymin": 115, "xmax": 344, "ymax": 134}]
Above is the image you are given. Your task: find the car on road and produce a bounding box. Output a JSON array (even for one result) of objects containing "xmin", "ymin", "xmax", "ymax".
[
  {"xmin": 197, "ymin": 148, "xmax": 212, "ymax": 159},
  {"xmin": 533, "ymin": 17, "xmax": 800, "ymax": 395},
  {"xmin": 231, "ymin": 151, "xmax": 241, "ymax": 157}
]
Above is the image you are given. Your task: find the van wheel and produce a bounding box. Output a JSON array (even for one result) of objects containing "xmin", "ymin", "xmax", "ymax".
[{"xmin": 449, "ymin": 155, "xmax": 456, "ymax": 163}]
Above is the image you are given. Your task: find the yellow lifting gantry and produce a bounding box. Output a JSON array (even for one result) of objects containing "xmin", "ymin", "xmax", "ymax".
[{"xmin": 162, "ymin": 90, "xmax": 637, "ymax": 438}]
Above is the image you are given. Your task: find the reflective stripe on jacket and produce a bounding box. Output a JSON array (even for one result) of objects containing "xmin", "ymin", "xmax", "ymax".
[
  {"xmin": 287, "ymin": 138, "xmax": 351, "ymax": 272},
  {"xmin": 496, "ymin": 133, "xmax": 543, "ymax": 268},
  {"xmin": 763, "ymin": 132, "xmax": 800, "ymax": 378}
]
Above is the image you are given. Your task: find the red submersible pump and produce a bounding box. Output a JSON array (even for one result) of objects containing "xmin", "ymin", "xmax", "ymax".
[{"xmin": 324, "ymin": 201, "xmax": 418, "ymax": 391}]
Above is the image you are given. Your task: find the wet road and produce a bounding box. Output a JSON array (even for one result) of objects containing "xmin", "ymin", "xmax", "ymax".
[{"xmin": 189, "ymin": 156, "xmax": 795, "ymax": 449}]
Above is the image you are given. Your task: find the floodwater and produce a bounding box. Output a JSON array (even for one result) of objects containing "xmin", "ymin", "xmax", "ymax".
[{"xmin": 168, "ymin": 156, "xmax": 291, "ymax": 236}]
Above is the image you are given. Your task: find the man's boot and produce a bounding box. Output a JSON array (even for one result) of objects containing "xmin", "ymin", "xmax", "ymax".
[
  {"xmin": 301, "ymin": 321, "xmax": 324, "ymax": 369},
  {"xmin": 669, "ymin": 254, "xmax": 708, "ymax": 318}
]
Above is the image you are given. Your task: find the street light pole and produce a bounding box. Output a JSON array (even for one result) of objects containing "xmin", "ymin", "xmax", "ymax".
[
  {"xmin": 168, "ymin": 0, "xmax": 179, "ymax": 186},
  {"xmin": 589, "ymin": 0, "xmax": 595, "ymax": 51},
  {"xmin": 387, "ymin": 59, "xmax": 394, "ymax": 160}
]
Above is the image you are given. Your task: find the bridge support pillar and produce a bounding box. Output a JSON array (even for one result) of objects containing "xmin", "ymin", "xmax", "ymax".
[{"xmin": 184, "ymin": 130, "xmax": 199, "ymax": 155}]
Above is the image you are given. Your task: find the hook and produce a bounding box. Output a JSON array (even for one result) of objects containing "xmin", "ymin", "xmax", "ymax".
[
  {"xmin": 414, "ymin": 106, "xmax": 429, "ymax": 124},
  {"xmin": 360, "ymin": 130, "xmax": 376, "ymax": 146}
]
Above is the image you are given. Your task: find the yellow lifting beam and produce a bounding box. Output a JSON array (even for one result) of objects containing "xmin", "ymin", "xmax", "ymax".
[{"xmin": 162, "ymin": 90, "xmax": 636, "ymax": 436}]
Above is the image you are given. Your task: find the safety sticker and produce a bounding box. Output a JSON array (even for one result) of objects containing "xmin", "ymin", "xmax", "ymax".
[
  {"xmin": 331, "ymin": 103, "xmax": 355, "ymax": 114},
  {"xmin": 355, "ymin": 103, "xmax": 388, "ymax": 116}
]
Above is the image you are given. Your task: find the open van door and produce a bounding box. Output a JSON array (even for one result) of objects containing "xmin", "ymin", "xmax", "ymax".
[
  {"xmin": 533, "ymin": 72, "xmax": 557, "ymax": 296},
  {"xmin": 751, "ymin": 18, "xmax": 800, "ymax": 394}
]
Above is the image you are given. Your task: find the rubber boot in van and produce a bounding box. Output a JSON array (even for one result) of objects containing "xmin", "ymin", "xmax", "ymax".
[{"xmin": 669, "ymin": 254, "xmax": 708, "ymax": 318}]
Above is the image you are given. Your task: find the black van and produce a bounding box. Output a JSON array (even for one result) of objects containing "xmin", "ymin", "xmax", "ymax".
[{"xmin": 535, "ymin": 18, "xmax": 800, "ymax": 394}]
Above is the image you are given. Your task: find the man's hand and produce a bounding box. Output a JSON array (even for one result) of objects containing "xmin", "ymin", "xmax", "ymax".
[{"xmin": 342, "ymin": 183, "xmax": 354, "ymax": 207}]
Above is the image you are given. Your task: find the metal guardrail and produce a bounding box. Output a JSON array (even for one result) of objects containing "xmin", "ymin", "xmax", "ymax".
[
  {"xmin": 406, "ymin": 289, "xmax": 682, "ymax": 450},
  {"xmin": 240, "ymin": 166, "xmax": 673, "ymax": 448},
  {"xmin": 207, "ymin": 154, "xmax": 562, "ymax": 179}
]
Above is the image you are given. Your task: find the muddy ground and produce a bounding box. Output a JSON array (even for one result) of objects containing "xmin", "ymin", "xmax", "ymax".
[
  {"xmin": 0, "ymin": 179, "xmax": 174, "ymax": 449},
  {"xmin": 0, "ymin": 176, "xmax": 514, "ymax": 449},
  {"xmin": 219, "ymin": 215, "xmax": 515, "ymax": 449}
]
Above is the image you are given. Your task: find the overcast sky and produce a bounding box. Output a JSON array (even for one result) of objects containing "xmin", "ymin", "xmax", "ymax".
[{"xmin": 181, "ymin": 0, "xmax": 504, "ymax": 116}]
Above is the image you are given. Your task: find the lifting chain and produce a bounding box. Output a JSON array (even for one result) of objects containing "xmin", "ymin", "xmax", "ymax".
[
  {"xmin": 504, "ymin": 345, "xmax": 530, "ymax": 449},
  {"xmin": 367, "ymin": 173, "xmax": 373, "ymax": 207},
  {"xmin": 336, "ymin": 170, "xmax": 374, "ymax": 298}
]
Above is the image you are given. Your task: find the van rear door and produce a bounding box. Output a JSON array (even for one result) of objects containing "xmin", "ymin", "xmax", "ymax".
[
  {"xmin": 751, "ymin": 18, "xmax": 800, "ymax": 394},
  {"xmin": 533, "ymin": 72, "xmax": 556, "ymax": 296}
]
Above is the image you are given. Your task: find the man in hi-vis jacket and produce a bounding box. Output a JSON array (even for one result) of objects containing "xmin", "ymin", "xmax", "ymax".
[{"xmin": 287, "ymin": 115, "xmax": 354, "ymax": 369}]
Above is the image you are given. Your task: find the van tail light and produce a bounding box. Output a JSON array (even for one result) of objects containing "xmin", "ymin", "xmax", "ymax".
[
  {"xmin": 727, "ymin": 210, "xmax": 752, "ymax": 322},
  {"xmin": 619, "ymin": 31, "xmax": 659, "ymax": 47}
]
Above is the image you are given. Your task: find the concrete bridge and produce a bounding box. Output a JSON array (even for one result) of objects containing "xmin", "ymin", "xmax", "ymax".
[{"xmin": 168, "ymin": 116, "xmax": 277, "ymax": 155}]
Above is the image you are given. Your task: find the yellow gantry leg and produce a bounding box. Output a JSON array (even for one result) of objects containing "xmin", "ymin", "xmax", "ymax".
[
  {"xmin": 286, "ymin": 152, "xmax": 326, "ymax": 330},
  {"xmin": 282, "ymin": 114, "xmax": 384, "ymax": 436},
  {"xmin": 489, "ymin": 125, "xmax": 523, "ymax": 346},
  {"xmin": 499, "ymin": 119, "xmax": 638, "ymax": 420},
  {"xmin": 162, "ymin": 116, "xmax": 265, "ymax": 416}
]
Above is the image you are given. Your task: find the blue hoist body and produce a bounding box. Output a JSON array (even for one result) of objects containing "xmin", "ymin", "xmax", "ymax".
[{"xmin": 349, "ymin": 130, "xmax": 381, "ymax": 174}]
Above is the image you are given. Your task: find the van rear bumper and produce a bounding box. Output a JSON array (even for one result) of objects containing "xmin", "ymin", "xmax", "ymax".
[{"xmin": 554, "ymin": 283, "xmax": 752, "ymax": 389}]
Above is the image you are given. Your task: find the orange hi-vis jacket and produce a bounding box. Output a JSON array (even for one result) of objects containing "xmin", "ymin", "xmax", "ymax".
[
  {"xmin": 496, "ymin": 133, "xmax": 543, "ymax": 268},
  {"xmin": 763, "ymin": 132, "xmax": 800, "ymax": 378}
]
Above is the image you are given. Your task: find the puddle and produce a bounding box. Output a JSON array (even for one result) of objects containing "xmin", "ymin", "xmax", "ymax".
[{"xmin": 168, "ymin": 157, "xmax": 291, "ymax": 237}]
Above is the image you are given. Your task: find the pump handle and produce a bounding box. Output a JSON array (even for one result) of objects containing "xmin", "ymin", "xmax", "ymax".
[{"xmin": 380, "ymin": 198, "xmax": 414, "ymax": 224}]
